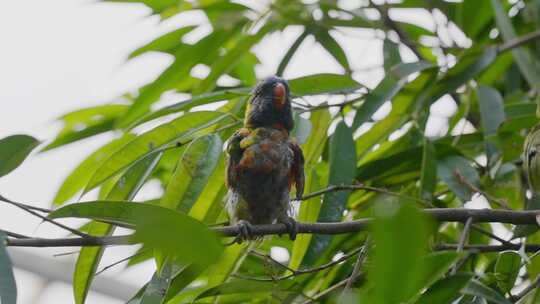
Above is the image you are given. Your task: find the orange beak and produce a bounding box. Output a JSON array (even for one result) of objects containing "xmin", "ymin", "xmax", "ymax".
[{"xmin": 273, "ymin": 83, "xmax": 286, "ymax": 109}]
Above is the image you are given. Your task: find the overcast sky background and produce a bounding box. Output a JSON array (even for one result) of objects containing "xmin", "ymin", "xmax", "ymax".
[{"xmin": 0, "ymin": 1, "xmax": 459, "ymax": 303}]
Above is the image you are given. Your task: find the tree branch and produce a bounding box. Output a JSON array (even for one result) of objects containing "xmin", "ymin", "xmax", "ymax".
[
  {"xmin": 341, "ymin": 237, "xmax": 371, "ymax": 297},
  {"xmin": 513, "ymin": 274, "xmax": 540, "ymax": 301},
  {"xmin": 434, "ymin": 243, "xmax": 540, "ymax": 253},
  {"xmin": 0, "ymin": 195, "xmax": 90, "ymax": 238},
  {"xmin": 4, "ymin": 208, "xmax": 540, "ymax": 248},
  {"xmin": 0, "ymin": 194, "xmax": 52, "ymax": 213},
  {"xmin": 498, "ymin": 29, "xmax": 540, "ymax": 53},
  {"xmin": 451, "ymin": 217, "xmax": 473, "ymax": 274},
  {"xmin": 6, "ymin": 235, "xmax": 134, "ymax": 247},
  {"xmin": 372, "ymin": 2, "xmax": 423, "ymax": 60}
]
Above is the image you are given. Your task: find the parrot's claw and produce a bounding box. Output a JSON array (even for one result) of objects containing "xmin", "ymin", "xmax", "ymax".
[
  {"xmin": 234, "ymin": 220, "xmax": 255, "ymax": 244},
  {"xmin": 279, "ymin": 217, "xmax": 298, "ymax": 241}
]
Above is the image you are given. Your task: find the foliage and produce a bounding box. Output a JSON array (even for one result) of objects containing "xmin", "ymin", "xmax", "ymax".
[{"xmin": 3, "ymin": 0, "xmax": 540, "ymax": 303}]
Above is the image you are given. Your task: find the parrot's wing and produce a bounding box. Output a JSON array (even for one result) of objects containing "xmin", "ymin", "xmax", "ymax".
[
  {"xmin": 225, "ymin": 129, "xmax": 249, "ymax": 190},
  {"xmin": 289, "ymin": 141, "xmax": 305, "ymax": 200}
]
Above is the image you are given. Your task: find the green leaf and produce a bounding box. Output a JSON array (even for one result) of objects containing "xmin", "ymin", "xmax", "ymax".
[
  {"xmin": 479, "ymin": 52, "xmax": 514, "ymax": 85},
  {"xmin": 456, "ymin": 0, "xmax": 493, "ymax": 38},
  {"xmin": 161, "ymin": 134, "xmax": 222, "ymax": 212},
  {"xmin": 477, "ymin": 86, "xmax": 505, "ymax": 137},
  {"xmin": 491, "ymin": 0, "xmax": 540, "ymax": 88},
  {"xmin": 74, "ymin": 223, "xmax": 111, "ymax": 304},
  {"xmin": 187, "ymin": 156, "xmax": 227, "ymax": 223},
  {"xmin": 193, "ymin": 24, "xmax": 273, "ymax": 94},
  {"xmin": 130, "ymin": 88, "xmax": 250, "ymax": 129},
  {"xmin": 352, "ymin": 61, "xmax": 433, "ymax": 130},
  {"xmin": 276, "ymin": 30, "xmax": 308, "ymax": 76},
  {"xmin": 288, "ymin": 73, "xmax": 361, "ymax": 96},
  {"xmin": 303, "ymin": 122, "xmax": 356, "ymax": 266},
  {"xmin": 205, "ymin": 244, "xmax": 245, "ymax": 286},
  {"xmin": 417, "ymin": 273, "xmax": 473, "ymax": 304},
  {"xmin": 369, "ymin": 201, "xmax": 430, "ymax": 304},
  {"xmin": 322, "ymin": 15, "xmax": 372, "ymax": 28},
  {"xmin": 412, "ymin": 251, "xmax": 462, "ymax": 298},
  {"xmin": 313, "ymin": 29, "xmax": 350, "ymax": 71},
  {"xmin": 428, "ymin": 47, "xmax": 497, "ymax": 103},
  {"xmin": 49, "ymin": 202, "xmax": 223, "ymax": 266},
  {"xmin": 53, "ymin": 134, "xmax": 135, "ymax": 205},
  {"xmin": 437, "ymin": 155, "xmax": 480, "ymax": 202},
  {"xmin": 383, "ymin": 38, "xmax": 402, "ymax": 70},
  {"xmin": 42, "ymin": 105, "xmax": 128, "ymax": 151},
  {"xmin": 302, "ymin": 109, "xmax": 331, "ymax": 166},
  {"xmin": 164, "ymin": 263, "xmax": 205, "ymax": 302},
  {"xmin": 140, "ymin": 263, "xmax": 173, "ymax": 304},
  {"xmin": 129, "ymin": 26, "xmax": 196, "ymax": 59},
  {"xmin": 291, "ymin": 113, "xmax": 312, "ymax": 145},
  {"xmin": 231, "ymin": 53, "xmax": 258, "ymax": 86},
  {"xmin": 495, "ymin": 251, "xmax": 521, "ymax": 293},
  {"xmin": 420, "ymin": 138, "xmax": 437, "ymax": 201},
  {"xmin": 195, "ymin": 280, "xmax": 292, "ymax": 300},
  {"xmin": 0, "ymin": 134, "xmax": 39, "ymax": 178},
  {"xmin": 357, "ymin": 142, "xmax": 459, "ymax": 184},
  {"xmin": 127, "ymin": 263, "xmax": 206, "ymax": 304},
  {"xmin": 355, "ymin": 69, "xmax": 437, "ymax": 159},
  {"xmin": 0, "ymin": 233, "xmax": 16, "ymax": 304},
  {"xmin": 477, "ymin": 85, "xmax": 505, "ymax": 165},
  {"xmin": 119, "ymin": 29, "xmax": 239, "ymax": 127},
  {"xmin": 462, "ymin": 279, "xmax": 512, "ymax": 304},
  {"xmin": 85, "ymin": 111, "xmax": 234, "ymax": 192},
  {"xmin": 289, "ymin": 164, "xmax": 324, "ymax": 270},
  {"xmin": 73, "ymin": 151, "xmax": 162, "ymax": 304}
]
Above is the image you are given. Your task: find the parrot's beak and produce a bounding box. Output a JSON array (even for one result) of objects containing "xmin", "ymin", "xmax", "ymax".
[{"xmin": 273, "ymin": 83, "xmax": 287, "ymax": 109}]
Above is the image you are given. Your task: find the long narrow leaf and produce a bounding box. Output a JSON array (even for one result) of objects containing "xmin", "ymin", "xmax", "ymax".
[
  {"xmin": 0, "ymin": 135, "xmax": 39, "ymax": 178},
  {"xmin": 85, "ymin": 111, "xmax": 234, "ymax": 192},
  {"xmin": 49, "ymin": 202, "xmax": 223, "ymax": 266},
  {"xmin": 73, "ymin": 152, "xmax": 162, "ymax": 304}
]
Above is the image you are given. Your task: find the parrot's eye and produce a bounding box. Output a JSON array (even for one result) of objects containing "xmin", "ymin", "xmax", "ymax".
[{"xmin": 273, "ymin": 83, "xmax": 286, "ymax": 109}]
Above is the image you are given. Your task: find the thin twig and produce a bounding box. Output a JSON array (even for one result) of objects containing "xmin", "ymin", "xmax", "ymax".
[
  {"xmin": 498, "ymin": 29, "xmax": 540, "ymax": 53},
  {"xmin": 451, "ymin": 217, "xmax": 473, "ymax": 274},
  {"xmin": 0, "ymin": 229, "xmax": 30, "ymax": 239},
  {"xmin": 0, "ymin": 194, "xmax": 52, "ymax": 213},
  {"xmin": 471, "ymin": 224, "xmax": 512, "ymax": 245},
  {"xmin": 297, "ymin": 96, "xmax": 365, "ymax": 114},
  {"xmin": 0, "ymin": 195, "xmax": 91, "ymax": 238},
  {"xmin": 6, "ymin": 235, "xmax": 133, "ymax": 247},
  {"xmin": 53, "ymin": 250, "xmax": 80, "ymax": 257},
  {"xmin": 454, "ymin": 171, "xmax": 510, "ymax": 209},
  {"xmin": 95, "ymin": 250, "xmax": 148, "ymax": 276},
  {"xmin": 235, "ymin": 247, "xmax": 364, "ymax": 282},
  {"xmin": 341, "ymin": 237, "xmax": 371, "ymax": 298},
  {"xmin": 301, "ymin": 272, "xmax": 364, "ymax": 304},
  {"xmin": 300, "ymin": 183, "xmax": 432, "ymax": 207},
  {"xmin": 372, "ymin": 2, "xmax": 423, "ymax": 59},
  {"xmin": 434, "ymin": 243, "xmax": 540, "ymax": 252},
  {"xmin": 250, "ymin": 250, "xmax": 296, "ymax": 273},
  {"xmin": 457, "ymin": 218, "xmax": 473, "ymax": 252}
]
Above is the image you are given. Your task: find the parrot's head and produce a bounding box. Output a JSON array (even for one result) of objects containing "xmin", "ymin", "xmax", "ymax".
[{"xmin": 244, "ymin": 76, "xmax": 294, "ymax": 132}]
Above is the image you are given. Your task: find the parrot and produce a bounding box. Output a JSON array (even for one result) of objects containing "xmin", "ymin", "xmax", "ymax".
[
  {"xmin": 225, "ymin": 76, "xmax": 305, "ymax": 243},
  {"xmin": 524, "ymin": 124, "xmax": 540, "ymax": 196}
]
